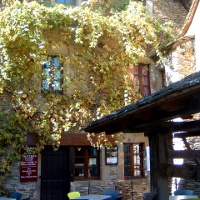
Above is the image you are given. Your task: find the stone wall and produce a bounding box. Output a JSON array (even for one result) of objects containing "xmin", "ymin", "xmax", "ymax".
[
  {"xmin": 115, "ymin": 178, "xmax": 151, "ymax": 200},
  {"xmin": 71, "ymin": 177, "xmax": 151, "ymax": 200},
  {"xmin": 3, "ymin": 162, "xmax": 38, "ymax": 199},
  {"xmin": 150, "ymin": 0, "xmax": 188, "ymax": 35},
  {"xmin": 158, "ymin": 38, "xmax": 196, "ymax": 85}
]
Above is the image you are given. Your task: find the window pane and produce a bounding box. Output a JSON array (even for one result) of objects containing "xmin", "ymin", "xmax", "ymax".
[
  {"xmin": 124, "ymin": 155, "xmax": 131, "ymax": 165},
  {"xmin": 142, "ymin": 67, "xmax": 148, "ymax": 75},
  {"xmin": 88, "ymin": 158, "xmax": 97, "ymax": 166},
  {"xmin": 134, "ymin": 155, "xmax": 141, "ymax": 165},
  {"xmin": 124, "ymin": 166, "xmax": 131, "ymax": 176},
  {"xmin": 52, "ymin": 57, "xmax": 62, "ymax": 91},
  {"xmin": 89, "ymin": 167, "xmax": 98, "ymax": 177},
  {"xmin": 143, "ymin": 87, "xmax": 150, "ymax": 96},
  {"xmin": 75, "ymin": 168, "xmax": 84, "ymax": 177},
  {"xmin": 56, "ymin": 0, "xmax": 72, "ymax": 3},
  {"xmin": 42, "ymin": 61, "xmax": 51, "ymax": 90},
  {"xmin": 88, "ymin": 147, "xmax": 97, "ymax": 156},
  {"xmin": 133, "ymin": 144, "xmax": 139, "ymax": 153},
  {"xmin": 75, "ymin": 147, "xmax": 84, "ymax": 156},
  {"xmin": 134, "ymin": 166, "xmax": 141, "ymax": 176},
  {"xmin": 123, "ymin": 144, "xmax": 130, "ymax": 153},
  {"xmin": 142, "ymin": 76, "xmax": 149, "ymax": 85},
  {"xmin": 75, "ymin": 158, "xmax": 84, "ymax": 165}
]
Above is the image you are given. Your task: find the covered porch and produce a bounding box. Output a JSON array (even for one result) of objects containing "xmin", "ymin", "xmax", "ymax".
[{"xmin": 83, "ymin": 72, "xmax": 200, "ymax": 200}]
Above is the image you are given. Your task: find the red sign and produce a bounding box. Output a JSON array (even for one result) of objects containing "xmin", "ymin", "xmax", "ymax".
[{"xmin": 20, "ymin": 147, "xmax": 38, "ymax": 182}]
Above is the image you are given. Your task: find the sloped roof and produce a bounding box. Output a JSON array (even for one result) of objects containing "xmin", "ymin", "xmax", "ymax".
[
  {"xmin": 180, "ymin": 0, "xmax": 199, "ymax": 36},
  {"xmin": 83, "ymin": 71, "xmax": 200, "ymax": 134}
]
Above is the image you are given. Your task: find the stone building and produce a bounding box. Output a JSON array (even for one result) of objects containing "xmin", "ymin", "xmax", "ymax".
[{"xmin": 1, "ymin": 0, "xmax": 196, "ymax": 200}]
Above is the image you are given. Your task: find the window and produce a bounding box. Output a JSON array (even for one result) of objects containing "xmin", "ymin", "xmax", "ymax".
[
  {"xmin": 42, "ymin": 56, "xmax": 63, "ymax": 94},
  {"xmin": 105, "ymin": 146, "xmax": 118, "ymax": 165},
  {"xmin": 74, "ymin": 146, "xmax": 100, "ymax": 179},
  {"xmin": 132, "ymin": 64, "xmax": 150, "ymax": 97},
  {"xmin": 56, "ymin": 0, "xmax": 76, "ymax": 5},
  {"xmin": 124, "ymin": 143, "xmax": 145, "ymax": 178}
]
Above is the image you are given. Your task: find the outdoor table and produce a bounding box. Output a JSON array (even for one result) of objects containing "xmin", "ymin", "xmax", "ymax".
[
  {"xmin": 0, "ymin": 198, "xmax": 16, "ymax": 200},
  {"xmin": 74, "ymin": 194, "xmax": 111, "ymax": 200},
  {"xmin": 169, "ymin": 195, "xmax": 198, "ymax": 200}
]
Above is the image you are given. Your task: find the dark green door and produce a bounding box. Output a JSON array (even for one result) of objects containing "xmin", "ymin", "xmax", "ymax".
[{"xmin": 41, "ymin": 146, "xmax": 71, "ymax": 200}]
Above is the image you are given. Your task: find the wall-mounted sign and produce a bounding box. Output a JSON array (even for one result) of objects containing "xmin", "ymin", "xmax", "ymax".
[
  {"xmin": 20, "ymin": 146, "xmax": 38, "ymax": 182},
  {"xmin": 105, "ymin": 146, "xmax": 118, "ymax": 165}
]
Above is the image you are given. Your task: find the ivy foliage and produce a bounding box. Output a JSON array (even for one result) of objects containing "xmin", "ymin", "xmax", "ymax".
[{"xmin": 0, "ymin": 0, "xmax": 173, "ymax": 179}]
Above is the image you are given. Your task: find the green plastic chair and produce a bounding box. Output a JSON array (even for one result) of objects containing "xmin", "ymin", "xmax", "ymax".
[{"xmin": 67, "ymin": 191, "xmax": 81, "ymax": 199}]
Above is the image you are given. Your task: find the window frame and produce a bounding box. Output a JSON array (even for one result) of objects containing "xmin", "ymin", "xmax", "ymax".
[
  {"xmin": 42, "ymin": 56, "xmax": 63, "ymax": 94},
  {"xmin": 74, "ymin": 146, "xmax": 100, "ymax": 180},
  {"xmin": 133, "ymin": 64, "xmax": 150, "ymax": 97},
  {"xmin": 123, "ymin": 143, "xmax": 145, "ymax": 179}
]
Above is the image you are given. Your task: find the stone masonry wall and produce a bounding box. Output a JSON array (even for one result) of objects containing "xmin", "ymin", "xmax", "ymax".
[
  {"xmin": 159, "ymin": 38, "xmax": 196, "ymax": 86},
  {"xmin": 150, "ymin": 0, "xmax": 188, "ymax": 35},
  {"xmin": 3, "ymin": 162, "xmax": 38, "ymax": 200},
  {"xmin": 71, "ymin": 177, "xmax": 151, "ymax": 200}
]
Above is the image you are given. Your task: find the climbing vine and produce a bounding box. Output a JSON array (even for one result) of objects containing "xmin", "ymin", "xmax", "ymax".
[{"xmin": 0, "ymin": 0, "xmax": 173, "ymax": 180}]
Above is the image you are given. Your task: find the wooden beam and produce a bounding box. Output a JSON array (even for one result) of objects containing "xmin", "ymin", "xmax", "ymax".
[
  {"xmin": 168, "ymin": 150, "xmax": 200, "ymax": 158},
  {"xmin": 59, "ymin": 132, "xmax": 117, "ymax": 146},
  {"xmin": 167, "ymin": 165, "xmax": 197, "ymax": 179},
  {"xmin": 27, "ymin": 132, "xmax": 118, "ymax": 146},
  {"xmin": 161, "ymin": 120, "xmax": 200, "ymax": 132},
  {"xmin": 149, "ymin": 131, "xmax": 169, "ymax": 200},
  {"xmin": 182, "ymin": 137, "xmax": 200, "ymax": 166},
  {"xmin": 173, "ymin": 130, "xmax": 200, "ymax": 137},
  {"xmin": 144, "ymin": 121, "xmax": 200, "ymax": 136}
]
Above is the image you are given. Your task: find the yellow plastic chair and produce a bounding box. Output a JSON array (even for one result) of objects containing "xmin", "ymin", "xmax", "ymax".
[
  {"xmin": 67, "ymin": 191, "xmax": 81, "ymax": 199},
  {"xmin": 186, "ymin": 199, "xmax": 200, "ymax": 200}
]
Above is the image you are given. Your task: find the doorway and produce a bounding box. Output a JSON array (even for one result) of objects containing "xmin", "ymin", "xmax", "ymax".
[{"xmin": 41, "ymin": 146, "xmax": 71, "ymax": 200}]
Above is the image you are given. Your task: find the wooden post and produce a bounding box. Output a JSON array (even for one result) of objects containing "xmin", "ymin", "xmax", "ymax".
[{"xmin": 148, "ymin": 129, "xmax": 169, "ymax": 200}]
